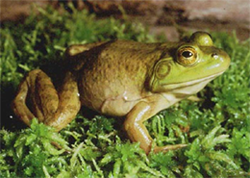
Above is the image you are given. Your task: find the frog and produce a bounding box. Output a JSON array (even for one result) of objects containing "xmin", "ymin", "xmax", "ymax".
[{"xmin": 12, "ymin": 31, "xmax": 230, "ymax": 154}]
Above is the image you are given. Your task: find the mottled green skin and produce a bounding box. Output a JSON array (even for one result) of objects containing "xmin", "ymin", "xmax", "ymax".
[{"xmin": 12, "ymin": 32, "xmax": 230, "ymax": 153}]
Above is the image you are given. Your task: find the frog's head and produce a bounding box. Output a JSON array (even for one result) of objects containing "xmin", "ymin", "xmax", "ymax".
[{"xmin": 149, "ymin": 31, "xmax": 230, "ymax": 96}]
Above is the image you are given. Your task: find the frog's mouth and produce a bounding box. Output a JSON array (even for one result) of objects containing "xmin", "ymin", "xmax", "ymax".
[{"xmin": 163, "ymin": 71, "xmax": 224, "ymax": 95}]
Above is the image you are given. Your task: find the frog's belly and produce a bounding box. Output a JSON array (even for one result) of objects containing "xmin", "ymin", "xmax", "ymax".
[
  {"xmin": 79, "ymin": 76, "xmax": 143, "ymax": 116},
  {"xmin": 80, "ymin": 90, "xmax": 141, "ymax": 117},
  {"xmin": 99, "ymin": 95, "xmax": 140, "ymax": 116}
]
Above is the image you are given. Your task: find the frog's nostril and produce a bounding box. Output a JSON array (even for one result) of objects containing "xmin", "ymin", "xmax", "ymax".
[{"xmin": 212, "ymin": 53, "xmax": 219, "ymax": 59}]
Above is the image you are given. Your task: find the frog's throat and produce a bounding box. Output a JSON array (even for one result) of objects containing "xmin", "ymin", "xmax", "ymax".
[{"xmin": 163, "ymin": 71, "xmax": 224, "ymax": 92}]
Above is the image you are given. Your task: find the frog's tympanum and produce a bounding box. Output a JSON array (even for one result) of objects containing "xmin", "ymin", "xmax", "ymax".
[{"xmin": 12, "ymin": 32, "xmax": 230, "ymax": 154}]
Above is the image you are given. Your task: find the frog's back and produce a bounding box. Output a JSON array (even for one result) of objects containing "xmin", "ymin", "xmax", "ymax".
[{"xmin": 80, "ymin": 40, "xmax": 165, "ymax": 85}]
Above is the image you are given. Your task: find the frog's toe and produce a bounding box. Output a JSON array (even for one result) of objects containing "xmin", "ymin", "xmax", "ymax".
[{"xmin": 153, "ymin": 143, "xmax": 187, "ymax": 153}]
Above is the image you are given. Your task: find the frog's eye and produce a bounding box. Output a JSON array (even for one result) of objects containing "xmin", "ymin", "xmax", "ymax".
[
  {"xmin": 177, "ymin": 47, "xmax": 197, "ymax": 66},
  {"xmin": 190, "ymin": 31, "xmax": 213, "ymax": 46}
]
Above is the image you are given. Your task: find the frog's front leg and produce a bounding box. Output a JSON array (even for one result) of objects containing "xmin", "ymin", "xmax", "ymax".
[
  {"xmin": 12, "ymin": 69, "xmax": 81, "ymax": 131},
  {"xmin": 124, "ymin": 96, "xmax": 187, "ymax": 154}
]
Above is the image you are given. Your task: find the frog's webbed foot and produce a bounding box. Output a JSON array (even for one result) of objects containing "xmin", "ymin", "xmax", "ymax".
[
  {"xmin": 187, "ymin": 95, "xmax": 203, "ymax": 102},
  {"xmin": 124, "ymin": 100, "xmax": 186, "ymax": 154},
  {"xmin": 12, "ymin": 69, "xmax": 81, "ymax": 131},
  {"xmin": 153, "ymin": 144, "xmax": 187, "ymax": 153}
]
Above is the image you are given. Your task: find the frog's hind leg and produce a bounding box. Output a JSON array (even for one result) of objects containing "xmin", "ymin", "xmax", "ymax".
[
  {"xmin": 12, "ymin": 69, "xmax": 59, "ymax": 125},
  {"xmin": 12, "ymin": 69, "xmax": 81, "ymax": 131},
  {"xmin": 12, "ymin": 70, "xmax": 42, "ymax": 125},
  {"xmin": 44, "ymin": 71, "xmax": 81, "ymax": 131}
]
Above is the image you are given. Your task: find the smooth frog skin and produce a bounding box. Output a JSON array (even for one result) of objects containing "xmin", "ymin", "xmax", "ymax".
[{"xmin": 12, "ymin": 32, "xmax": 230, "ymax": 154}]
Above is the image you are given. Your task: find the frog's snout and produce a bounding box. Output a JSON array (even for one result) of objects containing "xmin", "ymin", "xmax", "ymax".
[{"xmin": 212, "ymin": 49, "xmax": 231, "ymax": 71}]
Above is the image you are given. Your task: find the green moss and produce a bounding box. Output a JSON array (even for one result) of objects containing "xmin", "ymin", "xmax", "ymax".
[{"xmin": 1, "ymin": 4, "xmax": 249, "ymax": 177}]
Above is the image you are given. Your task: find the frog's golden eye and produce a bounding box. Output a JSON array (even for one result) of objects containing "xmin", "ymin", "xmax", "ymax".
[{"xmin": 177, "ymin": 47, "xmax": 197, "ymax": 66}]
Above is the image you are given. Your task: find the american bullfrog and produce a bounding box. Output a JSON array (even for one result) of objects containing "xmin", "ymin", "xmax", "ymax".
[{"xmin": 12, "ymin": 32, "xmax": 230, "ymax": 154}]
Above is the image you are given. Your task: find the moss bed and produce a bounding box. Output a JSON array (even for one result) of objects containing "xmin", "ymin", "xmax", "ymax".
[{"xmin": 1, "ymin": 4, "xmax": 249, "ymax": 178}]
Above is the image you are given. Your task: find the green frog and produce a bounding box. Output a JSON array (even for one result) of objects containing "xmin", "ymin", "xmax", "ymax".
[{"xmin": 12, "ymin": 32, "xmax": 230, "ymax": 154}]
